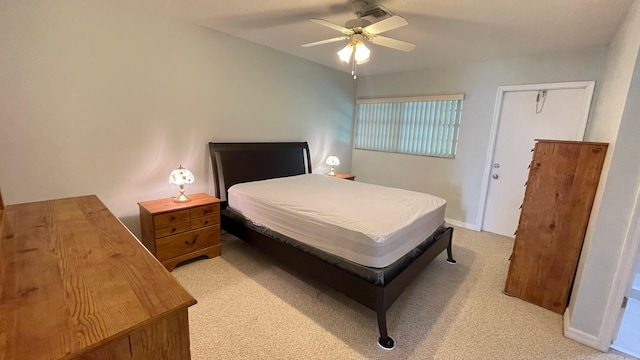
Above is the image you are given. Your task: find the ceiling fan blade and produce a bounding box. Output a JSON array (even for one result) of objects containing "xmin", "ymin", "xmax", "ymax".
[
  {"xmin": 302, "ymin": 36, "xmax": 349, "ymax": 47},
  {"xmin": 363, "ymin": 15, "xmax": 408, "ymax": 35},
  {"xmin": 369, "ymin": 36, "xmax": 416, "ymax": 52},
  {"xmin": 310, "ymin": 18, "xmax": 351, "ymax": 34}
]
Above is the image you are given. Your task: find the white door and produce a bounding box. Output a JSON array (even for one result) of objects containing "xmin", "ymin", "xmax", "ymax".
[{"xmin": 482, "ymin": 83, "xmax": 593, "ymax": 237}]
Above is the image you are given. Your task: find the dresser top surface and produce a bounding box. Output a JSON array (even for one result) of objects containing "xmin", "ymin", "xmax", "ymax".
[
  {"xmin": 138, "ymin": 192, "xmax": 220, "ymax": 214},
  {"xmin": 534, "ymin": 139, "xmax": 608, "ymax": 147},
  {"xmin": 0, "ymin": 195, "xmax": 196, "ymax": 359}
]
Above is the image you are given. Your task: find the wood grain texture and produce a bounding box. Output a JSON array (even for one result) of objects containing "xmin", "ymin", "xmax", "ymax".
[
  {"xmin": 137, "ymin": 193, "xmax": 220, "ymax": 215},
  {"xmin": 153, "ymin": 210, "xmax": 190, "ymax": 228},
  {"xmin": 156, "ymin": 226, "xmax": 220, "ymax": 261},
  {"xmin": 127, "ymin": 309, "xmax": 191, "ymax": 359},
  {"xmin": 190, "ymin": 204, "xmax": 219, "ymax": 219},
  {"xmin": 504, "ymin": 140, "xmax": 607, "ymax": 314},
  {"xmin": 190, "ymin": 215, "xmax": 217, "ymax": 229},
  {"xmin": 162, "ymin": 245, "xmax": 221, "ymax": 272},
  {"xmin": 138, "ymin": 194, "xmax": 221, "ymax": 271},
  {"xmin": 332, "ymin": 173, "xmax": 356, "ymax": 181},
  {"xmin": 0, "ymin": 195, "xmax": 196, "ymax": 360},
  {"xmin": 0, "ymin": 187, "xmax": 4, "ymax": 221},
  {"xmin": 77, "ymin": 309, "xmax": 191, "ymax": 359}
]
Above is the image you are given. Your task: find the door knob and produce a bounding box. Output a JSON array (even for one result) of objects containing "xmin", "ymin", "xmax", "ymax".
[{"xmin": 492, "ymin": 174, "xmax": 499, "ymax": 179}]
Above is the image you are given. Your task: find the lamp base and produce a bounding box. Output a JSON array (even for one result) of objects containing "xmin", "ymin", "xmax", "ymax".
[
  {"xmin": 174, "ymin": 194, "xmax": 191, "ymax": 203},
  {"xmin": 174, "ymin": 187, "xmax": 191, "ymax": 203},
  {"xmin": 173, "ymin": 194, "xmax": 191, "ymax": 202}
]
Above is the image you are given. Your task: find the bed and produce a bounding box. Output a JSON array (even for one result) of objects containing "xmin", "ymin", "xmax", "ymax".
[{"xmin": 208, "ymin": 141, "xmax": 455, "ymax": 349}]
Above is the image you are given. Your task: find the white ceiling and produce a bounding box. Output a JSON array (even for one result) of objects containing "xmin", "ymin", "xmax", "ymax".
[{"xmin": 150, "ymin": 0, "xmax": 634, "ymax": 76}]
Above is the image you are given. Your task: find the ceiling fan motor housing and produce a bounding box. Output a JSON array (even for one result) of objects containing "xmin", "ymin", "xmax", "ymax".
[
  {"xmin": 345, "ymin": 18, "xmax": 373, "ymax": 29},
  {"xmin": 351, "ymin": 0, "xmax": 369, "ymax": 15}
]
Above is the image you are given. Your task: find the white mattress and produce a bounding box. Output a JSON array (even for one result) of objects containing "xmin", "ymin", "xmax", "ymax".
[{"xmin": 228, "ymin": 174, "xmax": 446, "ymax": 268}]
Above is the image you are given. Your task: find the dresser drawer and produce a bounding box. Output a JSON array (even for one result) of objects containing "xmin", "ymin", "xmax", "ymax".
[
  {"xmin": 156, "ymin": 225, "xmax": 220, "ymax": 261},
  {"xmin": 191, "ymin": 215, "xmax": 218, "ymax": 229},
  {"xmin": 155, "ymin": 221, "xmax": 191, "ymax": 238},
  {"xmin": 191, "ymin": 204, "xmax": 219, "ymax": 219},
  {"xmin": 154, "ymin": 210, "xmax": 190, "ymax": 228}
]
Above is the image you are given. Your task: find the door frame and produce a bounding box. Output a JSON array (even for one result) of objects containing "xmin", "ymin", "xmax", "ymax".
[
  {"xmin": 476, "ymin": 81, "xmax": 595, "ymax": 231},
  {"xmin": 593, "ymin": 185, "xmax": 640, "ymax": 350}
]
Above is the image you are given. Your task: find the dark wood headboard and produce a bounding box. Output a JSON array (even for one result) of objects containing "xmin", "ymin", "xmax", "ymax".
[{"xmin": 208, "ymin": 142, "xmax": 312, "ymax": 204}]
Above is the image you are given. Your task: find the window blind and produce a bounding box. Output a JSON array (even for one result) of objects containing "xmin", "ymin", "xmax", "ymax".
[{"xmin": 355, "ymin": 95, "xmax": 464, "ymax": 158}]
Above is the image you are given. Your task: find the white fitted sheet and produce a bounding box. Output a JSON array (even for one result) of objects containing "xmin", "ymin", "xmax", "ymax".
[{"xmin": 228, "ymin": 174, "xmax": 446, "ymax": 268}]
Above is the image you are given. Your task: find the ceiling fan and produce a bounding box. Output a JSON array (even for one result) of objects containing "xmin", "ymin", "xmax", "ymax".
[{"xmin": 302, "ymin": 0, "xmax": 416, "ymax": 78}]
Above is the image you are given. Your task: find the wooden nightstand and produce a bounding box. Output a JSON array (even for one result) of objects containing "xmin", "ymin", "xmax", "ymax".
[
  {"xmin": 332, "ymin": 172, "xmax": 356, "ymax": 181},
  {"xmin": 138, "ymin": 193, "xmax": 221, "ymax": 271}
]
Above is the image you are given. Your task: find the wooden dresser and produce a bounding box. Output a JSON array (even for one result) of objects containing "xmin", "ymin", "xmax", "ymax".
[
  {"xmin": 504, "ymin": 139, "xmax": 608, "ymax": 314},
  {"xmin": 0, "ymin": 189, "xmax": 4, "ymax": 221},
  {"xmin": 0, "ymin": 195, "xmax": 197, "ymax": 359},
  {"xmin": 333, "ymin": 172, "xmax": 356, "ymax": 181},
  {"xmin": 138, "ymin": 193, "xmax": 221, "ymax": 271}
]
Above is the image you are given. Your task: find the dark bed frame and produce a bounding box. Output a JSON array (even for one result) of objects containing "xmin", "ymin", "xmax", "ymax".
[{"xmin": 208, "ymin": 141, "xmax": 455, "ymax": 350}]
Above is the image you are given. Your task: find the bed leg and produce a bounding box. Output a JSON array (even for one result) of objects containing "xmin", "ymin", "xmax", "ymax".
[
  {"xmin": 446, "ymin": 230, "xmax": 457, "ymax": 264},
  {"xmin": 376, "ymin": 288, "xmax": 395, "ymax": 350}
]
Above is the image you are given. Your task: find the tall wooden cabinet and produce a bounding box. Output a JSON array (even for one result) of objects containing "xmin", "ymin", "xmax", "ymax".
[{"xmin": 504, "ymin": 139, "xmax": 608, "ymax": 314}]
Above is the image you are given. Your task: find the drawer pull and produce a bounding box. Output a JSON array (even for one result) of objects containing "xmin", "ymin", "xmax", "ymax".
[
  {"xmin": 170, "ymin": 216, "xmax": 176, "ymax": 221},
  {"xmin": 204, "ymin": 220, "xmax": 209, "ymax": 225},
  {"xmin": 185, "ymin": 238, "xmax": 198, "ymax": 246},
  {"xmin": 172, "ymin": 227, "xmax": 177, "ymax": 232}
]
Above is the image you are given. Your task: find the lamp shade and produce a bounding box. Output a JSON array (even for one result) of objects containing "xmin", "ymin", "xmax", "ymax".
[
  {"xmin": 354, "ymin": 42, "xmax": 370, "ymax": 64},
  {"xmin": 169, "ymin": 165, "xmax": 194, "ymax": 202},
  {"xmin": 326, "ymin": 156, "xmax": 340, "ymax": 166},
  {"xmin": 326, "ymin": 155, "xmax": 340, "ymax": 176},
  {"xmin": 168, "ymin": 165, "xmax": 194, "ymax": 186},
  {"xmin": 337, "ymin": 44, "xmax": 353, "ymax": 63}
]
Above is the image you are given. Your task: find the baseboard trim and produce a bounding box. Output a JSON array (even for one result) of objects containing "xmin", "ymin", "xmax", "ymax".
[
  {"xmin": 563, "ymin": 311, "xmax": 606, "ymax": 351},
  {"xmin": 445, "ymin": 218, "xmax": 480, "ymax": 231},
  {"xmin": 610, "ymin": 344, "xmax": 640, "ymax": 359}
]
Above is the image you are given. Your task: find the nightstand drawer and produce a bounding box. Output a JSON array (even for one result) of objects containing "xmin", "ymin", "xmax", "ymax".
[
  {"xmin": 155, "ymin": 221, "xmax": 191, "ymax": 238},
  {"xmin": 154, "ymin": 209, "xmax": 190, "ymax": 228},
  {"xmin": 191, "ymin": 204, "xmax": 219, "ymax": 219},
  {"xmin": 191, "ymin": 215, "xmax": 218, "ymax": 229},
  {"xmin": 156, "ymin": 225, "xmax": 220, "ymax": 261}
]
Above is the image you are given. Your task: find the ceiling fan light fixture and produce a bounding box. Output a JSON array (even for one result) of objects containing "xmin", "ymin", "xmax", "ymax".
[
  {"xmin": 337, "ymin": 44, "xmax": 353, "ymax": 63},
  {"xmin": 354, "ymin": 41, "xmax": 370, "ymax": 64},
  {"xmin": 337, "ymin": 37, "xmax": 370, "ymax": 65},
  {"xmin": 303, "ymin": 3, "xmax": 414, "ymax": 79}
]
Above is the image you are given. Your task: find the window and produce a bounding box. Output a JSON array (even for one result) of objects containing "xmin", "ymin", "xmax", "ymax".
[{"xmin": 354, "ymin": 94, "xmax": 464, "ymax": 158}]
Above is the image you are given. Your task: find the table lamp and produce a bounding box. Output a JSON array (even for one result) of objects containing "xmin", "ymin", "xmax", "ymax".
[
  {"xmin": 168, "ymin": 165, "xmax": 194, "ymax": 202},
  {"xmin": 326, "ymin": 155, "xmax": 340, "ymax": 176}
]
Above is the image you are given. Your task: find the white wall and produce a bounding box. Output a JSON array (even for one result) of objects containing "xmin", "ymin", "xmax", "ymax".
[
  {"xmin": 0, "ymin": 0, "xmax": 356, "ymax": 236},
  {"xmin": 567, "ymin": 0, "xmax": 640, "ymax": 346},
  {"xmin": 354, "ymin": 48, "xmax": 606, "ymax": 227}
]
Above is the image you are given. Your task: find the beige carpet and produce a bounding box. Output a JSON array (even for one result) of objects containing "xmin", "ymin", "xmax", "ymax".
[{"xmin": 172, "ymin": 227, "xmax": 633, "ymax": 360}]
